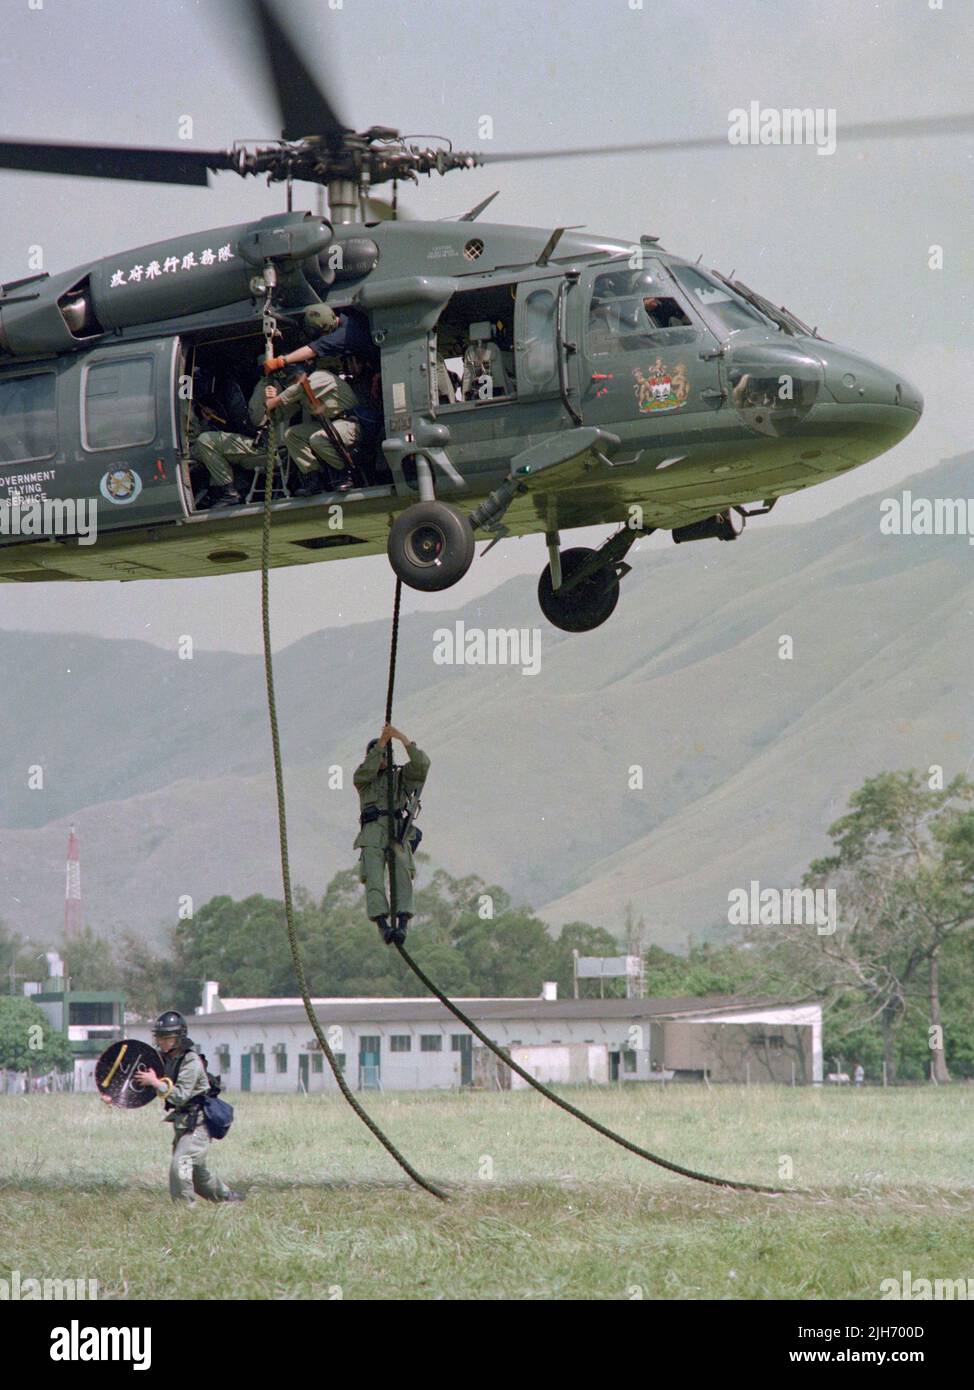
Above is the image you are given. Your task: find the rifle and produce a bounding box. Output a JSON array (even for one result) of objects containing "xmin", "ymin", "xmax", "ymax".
[
  {"xmin": 297, "ymin": 373, "xmax": 362, "ymax": 478},
  {"xmin": 396, "ymin": 787, "xmax": 423, "ymax": 849}
]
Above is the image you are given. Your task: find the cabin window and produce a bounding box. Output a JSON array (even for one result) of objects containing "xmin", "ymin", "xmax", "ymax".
[
  {"xmin": 0, "ymin": 371, "xmax": 57, "ymax": 464},
  {"xmin": 83, "ymin": 355, "xmax": 156, "ymax": 451},
  {"xmin": 520, "ymin": 286, "xmax": 558, "ymax": 388}
]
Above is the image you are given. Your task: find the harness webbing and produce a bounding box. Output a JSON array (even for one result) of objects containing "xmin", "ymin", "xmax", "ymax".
[{"xmin": 260, "ymin": 427, "xmax": 446, "ymax": 1201}]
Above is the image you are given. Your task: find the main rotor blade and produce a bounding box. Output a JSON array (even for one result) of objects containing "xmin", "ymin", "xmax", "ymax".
[
  {"xmin": 477, "ymin": 111, "xmax": 974, "ymax": 165},
  {"xmin": 0, "ymin": 138, "xmax": 235, "ymax": 185},
  {"xmin": 245, "ymin": 0, "xmax": 349, "ymax": 143}
]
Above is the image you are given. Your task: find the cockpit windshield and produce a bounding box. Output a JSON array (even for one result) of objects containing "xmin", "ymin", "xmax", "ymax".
[
  {"xmin": 667, "ymin": 264, "xmax": 775, "ymax": 338},
  {"xmin": 587, "ymin": 267, "xmax": 699, "ymax": 353},
  {"xmin": 713, "ymin": 273, "xmax": 815, "ymax": 337}
]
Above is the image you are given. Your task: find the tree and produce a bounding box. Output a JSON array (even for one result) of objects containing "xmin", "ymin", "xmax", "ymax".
[
  {"xmin": 766, "ymin": 770, "xmax": 974, "ymax": 1081},
  {"xmin": 0, "ymin": 921, "xmax": 41, "ymax": 996},
  {"xmin": 61, "ymin": 926, "xmax": 121, "ymax": 992},
  {"xmin": 0, "ymin": 995, "xmax": 74, "ymax": 1075},
  {"xmin": 117, "ymin": 931, "xmax": 183, "ymax": 1020}
]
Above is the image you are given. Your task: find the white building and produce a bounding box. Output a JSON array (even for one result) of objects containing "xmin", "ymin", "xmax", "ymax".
[{"xmin": 130, "ymin": 985, "xmax": 822, "ymax": 1092}]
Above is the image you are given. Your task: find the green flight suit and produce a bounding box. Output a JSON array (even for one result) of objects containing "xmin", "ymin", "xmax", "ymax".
[
  {"xmin": 190, "ymin": 380, "xmax": 297, "ymax": 486},
  {"xmin": 277, "ymin": 368, "xmax": 365, "ymax": 477},
  {"xmin": 353, "ymin": 741, "xmax": 430, "ymax": 920},
  {"xmin": 162, "ymin": 1044, "xmax": 232, "ymax": 1206}
]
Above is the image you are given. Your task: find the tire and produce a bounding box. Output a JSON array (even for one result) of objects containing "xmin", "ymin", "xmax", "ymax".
[
  {"xmin": 538, "ymin": 546, "xmax": 620, "ymax": 632},
  {"xmin": 387, "ymin": 501, "xmax": 475, "ymax": 592}
]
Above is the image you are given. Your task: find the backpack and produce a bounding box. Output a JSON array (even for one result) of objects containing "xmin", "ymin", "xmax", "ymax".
[
  {"xmin": 175, "ymin": 1046, "xmax": 235, "ymax": 1140},
  {"xmin": 201, "ymin": 1093, "xmax": 234, "ymax": 1140}
]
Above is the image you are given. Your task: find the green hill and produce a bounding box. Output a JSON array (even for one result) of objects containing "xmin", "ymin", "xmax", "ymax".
[{"xmin": 1, "ymin": 453, "xmax": 971, "ymax": 949}]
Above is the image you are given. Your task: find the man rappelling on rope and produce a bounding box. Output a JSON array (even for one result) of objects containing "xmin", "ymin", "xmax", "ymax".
[{"xmin": 354, "ymin": 723, "xmax": 429, "ymax": 945}]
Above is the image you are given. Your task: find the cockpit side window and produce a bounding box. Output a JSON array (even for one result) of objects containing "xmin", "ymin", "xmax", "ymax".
[
  {"xmin": 667, "ymin": 264, "xmax": 775, "ymax": 338},
  {"xmin": 587, "ymin": 267, "xmax": 699, "ymax": 356}
]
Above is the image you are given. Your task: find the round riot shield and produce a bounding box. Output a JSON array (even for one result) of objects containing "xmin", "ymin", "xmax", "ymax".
[{"xmin": 95, "ymin": 1039, "xmax": 164, "ymax": 1109}]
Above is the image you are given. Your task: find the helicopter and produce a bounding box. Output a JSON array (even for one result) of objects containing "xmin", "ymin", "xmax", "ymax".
[{"xmin": 0, "ymin": 1, "xmax": 958, "ymax": 632}]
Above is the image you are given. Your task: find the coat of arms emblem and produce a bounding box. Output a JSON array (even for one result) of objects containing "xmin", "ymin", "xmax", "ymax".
[{"xmin": 632, "ymin": 359, "xmax": 690, "ymax": 413}]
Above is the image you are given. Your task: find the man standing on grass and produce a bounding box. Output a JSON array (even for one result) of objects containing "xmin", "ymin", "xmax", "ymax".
[{"xmin": 101, "ymin": 1010, "xmax": 244, "ymax": 1207}]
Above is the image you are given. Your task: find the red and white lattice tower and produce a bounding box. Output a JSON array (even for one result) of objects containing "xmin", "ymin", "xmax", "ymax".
[{"xmin": 64, "ymin": 825, "xmax": 83, "ymax": 938}]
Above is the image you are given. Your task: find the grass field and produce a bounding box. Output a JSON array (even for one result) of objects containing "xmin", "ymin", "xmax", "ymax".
[{"xmin": 1, "ymin": 1085, "xmax": 972, "ymax": 1300}]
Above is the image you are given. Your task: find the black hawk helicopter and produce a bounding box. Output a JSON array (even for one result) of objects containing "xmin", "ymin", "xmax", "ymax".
[{"xmin": 0, "ymin": 0, "xmax": 960, "ymax": 631}]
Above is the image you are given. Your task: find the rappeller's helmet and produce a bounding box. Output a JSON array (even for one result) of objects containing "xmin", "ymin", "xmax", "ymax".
[
  {"xmin": 152, "ymin": 1010, "xmax": 187, "ymax": 1045},
  {"xmin": 367, "ymin": 736, "xmax": 393, "ymax": 768}
]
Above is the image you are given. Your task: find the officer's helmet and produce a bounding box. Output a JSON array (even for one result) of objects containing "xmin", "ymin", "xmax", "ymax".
[
  {"xmin": 153, "ymin": 1010, "xmax": 187, "ymax": 1043},
  {"xmin": 304, "ymin": 303, "xmax": 340, "ymax": 336}
]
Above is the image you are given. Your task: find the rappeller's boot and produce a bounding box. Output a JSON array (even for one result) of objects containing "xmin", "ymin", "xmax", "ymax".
[
  {"xmin": 391, "ymin": 913, "xmax": 411, "ymax": 946},
  {"xmin": 330, "ymin": 466, "xmax": 358, "ymax": 493},
  {"xmin": 374, "ymin": 914, "xmax": 394, "ymax": 945}
]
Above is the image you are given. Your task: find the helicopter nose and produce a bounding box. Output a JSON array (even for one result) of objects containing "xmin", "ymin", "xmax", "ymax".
[{"xmin": 817, "ymin": 343, "xmax": 923, "ymax": 439}]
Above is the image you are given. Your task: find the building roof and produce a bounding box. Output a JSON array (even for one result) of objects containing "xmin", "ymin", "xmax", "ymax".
[{"xmin": 185, "ymin": 994, "xmax": 806, "ymax": 1029}]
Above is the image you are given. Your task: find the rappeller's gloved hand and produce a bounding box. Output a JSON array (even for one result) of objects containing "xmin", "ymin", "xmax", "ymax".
[{"xmin": 264, "ymin": 356, "xmax": 286, "ymax": 374}]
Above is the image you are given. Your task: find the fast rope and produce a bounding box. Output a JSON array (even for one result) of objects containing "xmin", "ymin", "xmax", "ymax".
[
  {"xmin": 258, "ymin": 314, "xmax": 446, "ymax": 1200},
  {"xmin": 384, "ymin": 579, "xmax": 403, "ymax": 932},
  {"xmin": 396, "ymin": 943, "xmax": 783, "ymax": 1194},
  {"xmin": 381, "ymin": 573, "xmax": 783, "ymax": 1196}
]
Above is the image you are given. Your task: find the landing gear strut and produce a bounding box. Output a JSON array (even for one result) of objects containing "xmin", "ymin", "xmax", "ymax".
[{"xmin": 538, "ymin": 525, "xmax": 654, "ymax": 633}]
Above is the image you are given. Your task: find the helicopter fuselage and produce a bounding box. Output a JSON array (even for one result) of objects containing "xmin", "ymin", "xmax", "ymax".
[{"xmin": 0, "ymin": 213, "xmax": 921, "ymax": 585}]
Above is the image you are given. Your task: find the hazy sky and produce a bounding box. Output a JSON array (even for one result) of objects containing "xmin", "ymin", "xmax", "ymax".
[{"xmin": 0, "ymin": 0, "xmax": 970, "ymax": 651}]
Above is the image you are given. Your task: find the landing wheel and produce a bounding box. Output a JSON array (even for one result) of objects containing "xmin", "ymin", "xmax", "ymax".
[
  {"xmin": 388, "ymin": 500, "xmax": 475, "ymax": 592},
  {"xmin": 538, "ymin": 546, "xmax": 620, "ymax": 632}
]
